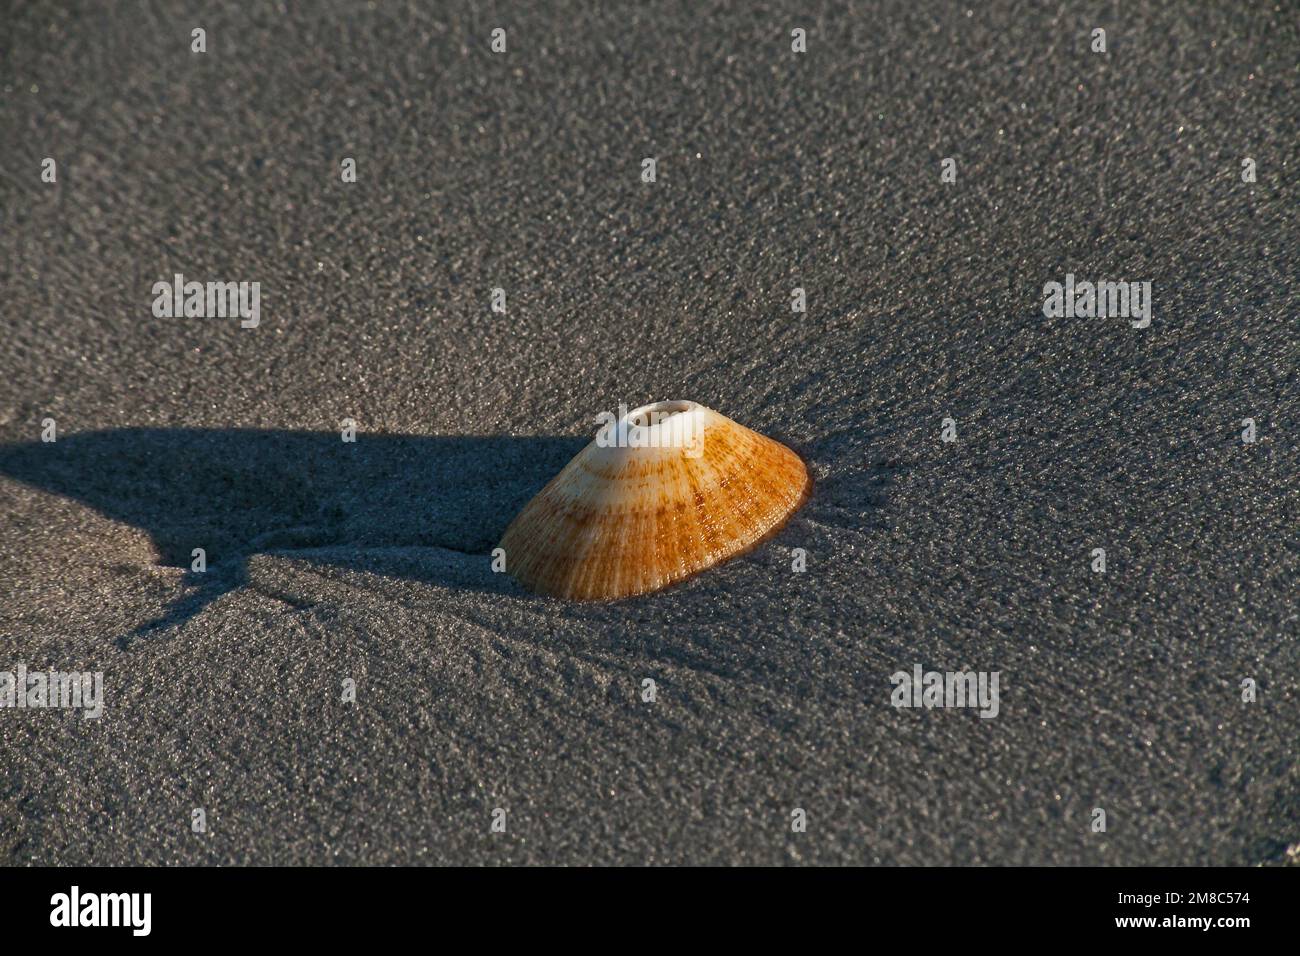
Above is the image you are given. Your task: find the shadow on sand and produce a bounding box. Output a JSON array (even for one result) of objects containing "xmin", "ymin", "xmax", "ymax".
[{"xmin": 0, "ymin": 428, "xmax": 587, "ymax": 643}]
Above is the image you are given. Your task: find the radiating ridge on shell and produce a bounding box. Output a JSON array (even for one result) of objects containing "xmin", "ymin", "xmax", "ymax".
[{"xmin": 497, "ymin": 401, "xmax": 810, "ymax": 600}]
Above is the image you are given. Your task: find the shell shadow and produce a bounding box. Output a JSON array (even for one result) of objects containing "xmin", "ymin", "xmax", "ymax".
[{"xmin": 0, "ymin": 428, "xmax": 587, "ymax": 645}]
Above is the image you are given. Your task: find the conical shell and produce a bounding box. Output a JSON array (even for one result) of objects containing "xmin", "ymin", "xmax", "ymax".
[{"xmin": 498, "ymin": 401, "xmax": 810, "ymax": 600}]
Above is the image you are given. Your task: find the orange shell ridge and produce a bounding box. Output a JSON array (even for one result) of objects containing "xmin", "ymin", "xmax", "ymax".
[{"xmin": 498, "ymin": 401, "xmax": 811, "ymax": 600}]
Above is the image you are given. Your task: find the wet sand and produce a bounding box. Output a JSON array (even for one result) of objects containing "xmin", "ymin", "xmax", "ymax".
[{"xmin": 1, "ymin": 1, "xmax": 1296, "ymax": 864}]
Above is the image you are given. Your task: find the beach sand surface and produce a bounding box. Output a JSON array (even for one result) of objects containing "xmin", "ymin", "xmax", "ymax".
[{"xmin": 1, "ymin": 1, "xmax": 1296, "ymax": 864}]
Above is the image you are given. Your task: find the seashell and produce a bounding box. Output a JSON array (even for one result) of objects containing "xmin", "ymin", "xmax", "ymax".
[{"xmin": 498, "ymin": 400, "xmax": 810, "ymax": 600}]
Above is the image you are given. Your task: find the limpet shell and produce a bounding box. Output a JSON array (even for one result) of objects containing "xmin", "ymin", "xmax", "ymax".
[{"xmin": 498, "ymin": 401, "xmax": 810, "ymax": 600}]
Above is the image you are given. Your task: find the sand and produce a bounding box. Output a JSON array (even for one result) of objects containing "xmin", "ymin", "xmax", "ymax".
[{"xmin": 1, "ymin": 0, "xmax": 1296, "ymax": 865}]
